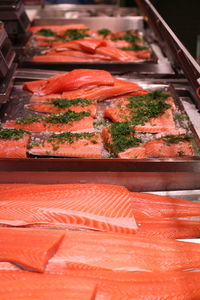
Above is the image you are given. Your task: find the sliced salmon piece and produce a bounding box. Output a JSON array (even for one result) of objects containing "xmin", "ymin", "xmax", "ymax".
[
  {"xmin": 118, "ymin": 147, "xmax": 146, "ymax": 159},
  {"xmin": 29, "ymin": 24, "xmax": 88, "ymax": 34},
  {"xmin": 28, "ymin": 132, "xmax": 102, "ymax": 158},
  {"xmin": 95, "ymin": 46, "xmax": 136, "ymax": 62},
  {"xmin": 105, "ymin": 39, "xmax": 132, "ymax": 48},
  {"xmin": 34, "ymin": 35, "xmax": 56, "ymax": 41},
  {"xmin": 26, "ymin": 102, "xmax": 96, "ymax": 118},
  {"xmin": 3, "ymin": 111, "xmax": 94, "ymax": 133},
  {"xmin": 135, "ymin": 217, "xmax": 200, "ymax": 239},
  {"xmin": 131, "ymin": 191, "xmax": 200, "ymax": 218},
  {"xmin": 144, "ymin": 136, "xmax": 194, "ymax": 157},
  {"xmin": 23, "ymin": 79, "xmax": 47, "ymax": 93},
  {"xmin": 73, "ymin": 38, "xmax": 107, "ymax": 53},
  {"xmin": 0, "ymin": 272, "xmax": 96, "ymax": 300},
  {"xmin": 134, "ymin": 108, "xmax": 176, "ymax": 133},
  {"xmin": 62, "ymin": 79, "xmax": 147, "ymax": 101},
  {"xmin": 48, "ymin": 230, "xmax": 200, "ymax": 272},
  {"xmin": 37, "ymin": 69, "xmax": 114, "ymax": 95},
  {"xmin": 0, "ymin": 129, "xmax": 30, "ymax": 158},
  {"xmin": 0, "ymin": 227, "xmax": 64, "ymax": 272},
  {"xmin": 102, "ymin": 124, "xmax": 142, "ymax": 157},
  {"xmin": 0, "ymin": 184, "xmax": 137, "ymax": 233}
]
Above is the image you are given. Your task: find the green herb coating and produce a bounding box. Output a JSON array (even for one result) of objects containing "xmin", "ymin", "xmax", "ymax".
[
  {"xmin": 50, "ymin": 98, "xmax": 92, "ymax": 108},
  {"xmin": 37, "ymin": 29, "xmax": 55, "ymax": 37},
  {"xmin": 0, "ymin": 129, "xmax": 29, "ymax": 140},
  {"xmin": 159, "ymin": 134, "xmax": 191, "ymax": 145},
  {"xmin": 17, "ymin": 115, "xmax": 41, "ymax": 124},
  {"xmin": 126, "ymin": 90, "xmax": 171, "ymax": 125},
  {"xmin": 108, "ymin": 122, "xmax": 142, "ymax": 156},
  {"xmin": 98, "ymin": 29, "xmax": 111, "ymax": 36},
  {"xmin": 44, "ymin": 110, "xmax": 90, "ymax": 124}
]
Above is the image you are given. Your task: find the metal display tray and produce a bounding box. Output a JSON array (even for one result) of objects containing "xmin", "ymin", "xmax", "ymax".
[
  {"xmin": 19, "ymin": 17, "xmax": 173, "ymax": 74},
  {"xmin": 0, "ymin": 69, "xmax": 199, "ymax": 188}
]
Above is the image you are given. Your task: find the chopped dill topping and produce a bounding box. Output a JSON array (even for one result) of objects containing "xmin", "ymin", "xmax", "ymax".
[
  {"xmin": 107, "ymin": 122, "xmax": 142, "ymax": 157},
  {"xmin": 0, "ymin": 129, "xmax": 29, "ymax": 140},
  {"xmin": 17, "ymin": 115, "xmax": 40, "ymax": 124},
  {"xmin": 111, "ymin": 34, "xmax": 139, "ymax": 44},
  {"xmin": 48, "ymin": 132, "xmax": 95, "ymax": 144},
  {"xmin": 64, "ymin": 29, "xmax": 89, "ymax": 40},
  {"xmin": 44, "ymin": 110, "xmax": 90, "ymax": 124},
  {"xmin": 37, "ymin": 29, "xmax": 55, "ymax": 37},
  {"xmin": 98, "ymin": 29, "xmax": 111, "ymax": 36},
  {"xmin": 50, "ymin": 98, "xmax": 92, "ymax": 108},
  {"xmin": 159, "ymin": 134, "xmax": 191, "ymax": 145},
  {"xmin": 126, "ymin": 90, "xmax": 171, "ymax": 125}
]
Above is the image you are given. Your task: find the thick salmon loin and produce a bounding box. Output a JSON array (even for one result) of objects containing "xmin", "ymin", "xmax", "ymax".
[
  {"xmin": 0, "ymin": 272, "xmax": 96, "ymax": 300},
  {"xmin": 47, "ymin": 230, "xmax": 200, "ymax": 272},
  {"xmin": 0, "ymin": 228, "xmax": 64, "ymax": 272},
  {"xmin": 28, "ymin": 132, "xmax": 102, "ymax": 158},
  {"xmin": 24, "ymin": 69, "xmax": 114, "ymax": 95},
  {"xmin": 62, "ymin": 79, "xmax": 147, "ymax": 101},
  {"xmin": 0, "ymin": 184, "xmax": 137, "ymax": 233}
]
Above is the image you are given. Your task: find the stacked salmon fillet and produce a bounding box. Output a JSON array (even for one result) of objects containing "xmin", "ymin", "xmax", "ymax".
[
  {"xmin": 1, "ymin": 183, "xmax": 200, "ymax": 299},
  {"xmin": 29, "ymin": 24, "xmax": 151, "ymax": 63},
  {"xmin": 0, "ymin": 68, "xmax": 196, "ymax": 158}
]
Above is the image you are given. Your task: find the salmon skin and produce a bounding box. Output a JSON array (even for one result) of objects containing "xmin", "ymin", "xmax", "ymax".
[
  {"xmin": 119, "ymin": 134, "xmax": 194, "ymax": 158},
  {"xmin": 0, "ymin": 227, "xmax": 64, "ymax": 272},
  {"xmin": 25, "ymin": 98, "xmax": 97, "ymax": 118},
  {"xmin": 0, "ymin": 129, "xmax": 30, "ymax": 158},
  {"xmin": 0, "ymin": 272, "xmax": 96, "ymax": 300},
  {"xmin": 3, "ymin": 110, "xmax": 94, "ymax": 133},
  {"xmin": 23, "ymin": 69, "xmax": 114, "ymax": 95},
  {"xmin": 48, "ymin": 230, "xmax": 200, "ymax": 272},
  {"xmin": 131, "ymin": 191, "xmax": 200, "ymax": 218},
  {"xmin": 28, "ymin": 132, "xmax": 102, "ymax": 158},
  {"xmin": 0, "ymin": 184, "xmax": 137, "ymax": 233},
  {"xmin": 62, "ymin": 79, "xmax": 147, "ymax": 101}
]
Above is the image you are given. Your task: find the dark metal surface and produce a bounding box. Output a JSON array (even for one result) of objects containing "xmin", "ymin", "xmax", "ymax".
[
  {"xmin": 136, "ymin": 0, "xmax": 200, "ymax": 104},
  {"xmin": 0, "ymin": 171, "xmax": 199, "ymax": 192}
]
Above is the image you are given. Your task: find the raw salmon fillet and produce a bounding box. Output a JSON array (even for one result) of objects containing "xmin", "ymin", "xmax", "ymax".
[
  {"xmin": 0, "ymin": 272, "xmax": 96, "ymax": 300},
  {"xmin": 0, "ymin": 228, "xmax": 64, "ymax": 272},
  {"xmin": 3, "ymin": 111, "xmax": 94, "ymax": 133},
  {"xmin": 131, "ymin": 191, "xmax": 200, "ymax": 218},
  {"xmin": 28, "ymin": 132, "xmax": 102, "ymax": 158},
  {"xmin": 62, "ymin": 79, "xmax": 147, "ymax": 101},
  {"xmin": 118, "ymin": 134, "xmax": 194, "ymax": 158},
  {"xmin": 39, "ymin": 69, "xmax": 114, "ymax": 95},
  {"xmin": 144, "ymin": 137, "xmax": 194, "ymax": 157},
  {"xmin": 135, "ymin": 217, "xmax": 200, "ymax": 239},
  {"xmin": 95, "ymin": 46, "xmax": 136, "ymax": 62},
  {"xmin": 47, "ymin": 230, "xmax": 200, "ymax": 272},
  {"xmin": 62, "ymin": 38, "xmax": 107, "ymax": 53},
  {"xmin": 26, "ymin": 101, "xmax": 97, "ymax": 118},
  {"xmin": 0, "ymin": 184, "xmax": 137, "ymax": 233},
  {"xmin": 0, "ymin": 129, "xmax": 30, "ymax": 158}
]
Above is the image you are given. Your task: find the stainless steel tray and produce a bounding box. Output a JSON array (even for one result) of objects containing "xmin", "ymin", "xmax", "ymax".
[
  {"xmin": 0, "ymin": 70, "xmax": 199, "ymax": 183},
  {"xmin": 19, "ymin": 17, "xmax": 173, "ymax": 74}
]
